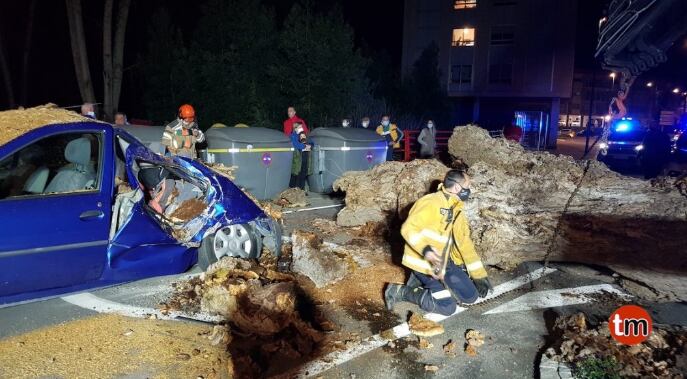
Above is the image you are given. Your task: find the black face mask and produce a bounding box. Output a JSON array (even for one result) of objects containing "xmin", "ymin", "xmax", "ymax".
[{"xmin": 458, "ymin": 188, "xmax": 471, "ymax": 201}]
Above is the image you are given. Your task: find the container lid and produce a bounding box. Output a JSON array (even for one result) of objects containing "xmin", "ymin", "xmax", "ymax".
[
  {"xmin": 205, "ymin": 126, "xmax": 290, "ymax": 145},
  {"xmin": 310, "ymin": 127, "xmax": 385, "ymax": 142}
]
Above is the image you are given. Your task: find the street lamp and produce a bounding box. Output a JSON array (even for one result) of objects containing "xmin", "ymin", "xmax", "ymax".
[
  {"xmin": 646, "ymin": 81, "xmax": 653, "ymax": 87},
  {"xmin": 673, "ymin": 87, "xmax": 680, "ymax": 94},
  {"xmin": 609, "ymin": 72, "xmax": 616, "ymax": 89}
]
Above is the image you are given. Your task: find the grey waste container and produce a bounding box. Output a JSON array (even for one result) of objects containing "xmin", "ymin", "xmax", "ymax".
[
  {"xmin": 200, "ymin": 126, "xmax": 293, "ymax": 200},
  {"xmin": 307, "ymin": 127, "xmax": 387, "ymax": 193},
  {"xmin": 116, "ymin": 125, "xmax": 166, "ymax": 154}
]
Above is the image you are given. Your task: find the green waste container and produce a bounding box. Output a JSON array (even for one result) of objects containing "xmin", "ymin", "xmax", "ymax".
[
  {"xmin": 308, "ymin": 127, "xmax": 387, "ymax": 193},
  {"xmin": 201, "ymin": 126, "xmax": 293, "ymax": 200}
]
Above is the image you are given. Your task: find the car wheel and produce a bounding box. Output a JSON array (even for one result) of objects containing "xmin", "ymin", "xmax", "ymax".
[{"xmin": 198, "ymin": 223, "xmax": 261, "ymax": 270}]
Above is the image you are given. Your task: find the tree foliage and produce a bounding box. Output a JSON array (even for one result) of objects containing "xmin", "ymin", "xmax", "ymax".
[{"xmin": 141, "ymin": 0, "xmax": 448, "ymax": 129}]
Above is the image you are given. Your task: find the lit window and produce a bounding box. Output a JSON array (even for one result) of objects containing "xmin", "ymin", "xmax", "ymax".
[
  {"xmin": 451, "ymin": 65, "xmax": 472, "ymax": 85},
  {"xmin": 454, "ymin": 0, "xmax": 477, "ymax": 9},
  {"xmin": 452, "ymin": 28, "xmax": 475, "ymax": 47}
]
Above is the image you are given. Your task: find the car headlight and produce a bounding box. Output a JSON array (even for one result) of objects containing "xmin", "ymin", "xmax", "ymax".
[
  {"xmin": 634, "ymin": 144, "xmax": 644, "ymax": 151},
  {"xmin": 599, "ymin": 142, "xmax": 608, "ymax": 149}
]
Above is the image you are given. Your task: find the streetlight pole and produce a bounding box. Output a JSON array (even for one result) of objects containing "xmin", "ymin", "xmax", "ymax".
[
  {"xmin": 585, "ymin": 70, "xmax": 596, "ymax": 155},
  {"xmin": 610, "ymin": 72, "xmax": 616, "ymax": 90}
]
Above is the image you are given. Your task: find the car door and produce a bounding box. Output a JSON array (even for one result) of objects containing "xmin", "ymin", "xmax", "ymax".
[{"xmin": 0, "ymin": 123, "xmax": 114, "ymax": 298}]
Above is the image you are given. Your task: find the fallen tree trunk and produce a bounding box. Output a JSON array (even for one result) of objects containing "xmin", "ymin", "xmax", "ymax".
[{"xmin": 333, "ymin": 125, "xmax": 687, "ymax": 301}]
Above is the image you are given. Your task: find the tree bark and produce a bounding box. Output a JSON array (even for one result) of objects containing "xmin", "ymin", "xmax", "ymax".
[
  {"xmin": 20, "ymin": 0, "xmax": 37, "ymax": 106},
  {"xmin": 65, "ymin": 0, "xmax": 96, "ymax": 104},
  {"xmin": 0, "ymin": 30, "xmax": 15, "ymax": 109},
  {"xmin": 111, "ymin": 0, "xmax": 131, "ymax": 116},
  {"xmin": 102, "ymin": 0, "xmax": 114, "ymax": 121}
]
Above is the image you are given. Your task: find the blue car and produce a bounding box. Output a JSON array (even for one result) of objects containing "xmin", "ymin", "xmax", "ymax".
[{"xmin": 0, "ymin": 121, "xmax": 280, "ymax": 305}]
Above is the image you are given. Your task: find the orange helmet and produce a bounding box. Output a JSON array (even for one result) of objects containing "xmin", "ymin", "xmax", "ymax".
[{"xmin": 178, "ymin": 104, "xmax": 195, "ymax": 120}]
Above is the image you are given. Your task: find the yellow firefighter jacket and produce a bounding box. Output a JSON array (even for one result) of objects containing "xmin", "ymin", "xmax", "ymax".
[
  {"xmin": 400, "ymin": 187, "xmax": 488, "ymax": 280},
  {"xmin": 376, "ymin": 123, "xmax": 404, "ymax": 148}
]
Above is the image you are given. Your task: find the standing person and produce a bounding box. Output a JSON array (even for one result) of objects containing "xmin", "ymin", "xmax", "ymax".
[
  {"xmin": 641, "ymin": 123, "xmax": 671, "ymax": 179},
  {"xmin": 360, "ymin": 117, "xmax": 371, "ymax": 129},
  {"xmin": 114, "ymin": 112, "xmax": 129, "ymax": 125},
  {"xmin": 81, "ymin": 103, "xmax": 96, "ymax": 119},
  {"xmin": 289, "ymin": 122, "xmax": 313, "ymax": 190},
  {"xmin": 283, "ymin": 106, "xmax": 309, "ymax": 136},
  {"xmin": 418, "ymin": 120, "xmax": 437, "ymax": 158},
  {"xmin": 341, "ymin": 118, "xmax": 351, "ymax": 128},
  {"xmin": 161, "ymin": 104, "xmax": 205, "ymax": 159},
  {"xmin": 376, "ymin": 115, "xmax": 404, "ymax": 161},
  {"xmin": 384, "ymin": 170, "xmax": 492, "ymax": 315}
]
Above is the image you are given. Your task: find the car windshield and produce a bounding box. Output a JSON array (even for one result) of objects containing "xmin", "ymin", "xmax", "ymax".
[{"xmin": 608, "ymin": 129, "xmax": 646, "ymax": 142}]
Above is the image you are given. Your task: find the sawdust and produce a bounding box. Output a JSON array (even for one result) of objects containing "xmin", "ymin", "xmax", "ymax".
[
  {"xmin": 0, "ymin": 314, "xmax": 229, "ymax": 379},
  {"xmin": 408, "ymin": 313, "xmax": 444, "ymax": 337},
  {"xmin": 424, "ymin": 364, "xmax": 440, "ymax": 372},
  {"xmin": 0, "ymin": 104, "xmax": 97, "ymax": 146},
  {"xmin": 546, "ymin": 312, "xmax": 687, "ymax": 378},
  {"xmin": 204, "ymin": 162, "xmax": 237, "ymax": 180},
  {"xmin": 418, "ymin": 337, "xmax": 433, "ymax": 349},
  {"xmin": 169, "ymin": 198, "xmax": 206, "ymax": 222}
]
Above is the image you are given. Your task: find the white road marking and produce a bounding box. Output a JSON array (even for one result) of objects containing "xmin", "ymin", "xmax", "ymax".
[
  {"xmin": 282, "ymin": 203, "xmax": 344, "ymax": 214},
  {"xmin": 61, "ymin": 292, "xmax": 223, "ymax": 323},
  {"xmin": 482, "ymin": 283, "xmax": 629, "ymax": 315},
  {"xmin": 293, "ymin": 266, "xmax": 556, "ymax": 378}
]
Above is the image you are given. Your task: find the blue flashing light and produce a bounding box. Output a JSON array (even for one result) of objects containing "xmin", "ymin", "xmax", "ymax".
[{"xmin": 615, "ymin": 121, "xmax": 632, "ymax": 132}]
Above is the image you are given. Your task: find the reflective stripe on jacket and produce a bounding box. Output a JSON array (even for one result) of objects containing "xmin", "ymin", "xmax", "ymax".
[
  {"xmin": 400, "ymin": 189, "xmax": 488, "ymax": 280},
  {"xmin": 161, "ymin": 119, "xmax": 204, "ymax": 158}
]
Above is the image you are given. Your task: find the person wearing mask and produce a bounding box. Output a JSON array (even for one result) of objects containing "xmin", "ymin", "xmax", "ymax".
[
  {"xmin": 376, "ymin": 115, "xmax": 404, "ymax": 161},
  {"xmin": 360, "ymin": 117, "xmax": 371, "ymax": 129},
  {"xmin": 161, "ymin": 104, "xmax": 205, "ymax": 159},
  {"xmin": 283, "ymin": 106, "xmax": 309, "ymax": 136},
  {"xmin": 290, "ymin": 121, "xmax": 313, "ymax": 190},
  {"xmin": 418, "ymin": 120, "xmax": 437, "ymax": 158},
  {"xmin": 114, "ymin": 112, "xmax": 129, "ymax": 125},
  {"xmin": 384, "ymin": 170, "xmax": 492, "ymax": 316},
  {"xmin": 81, "ymin": 103, "xmax": 96, "ymax": 119},
  {"xmin": 341, "ymin": 118, "xmax": 351, "ymax": 128},
  {"xmin": 641, "ymin": 123, "xmax": 672, "ymax": 179}
]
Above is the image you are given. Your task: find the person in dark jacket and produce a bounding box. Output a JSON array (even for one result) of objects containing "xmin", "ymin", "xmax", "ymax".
[
  {"xmin": 641, "ymin": 124, "xmax": 671, "ymax": 179},
  {"xmin": 289, "ymin": 122, "xmax": 313, "ymax": 190}
]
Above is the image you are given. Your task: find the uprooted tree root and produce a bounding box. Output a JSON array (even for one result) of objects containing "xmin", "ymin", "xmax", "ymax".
[{"xmin": 162, "ymin": 257, "xmax": 331, "ymax": 378}]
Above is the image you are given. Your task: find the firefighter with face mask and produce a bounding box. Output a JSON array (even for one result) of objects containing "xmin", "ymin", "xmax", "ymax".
[
  {"xmin": 384, "ymin": 170, "xmax": 493, "ymax": 316},
  {"xmin": 162, "ymin": 104, "xmax": 205, "ymax": 159}
]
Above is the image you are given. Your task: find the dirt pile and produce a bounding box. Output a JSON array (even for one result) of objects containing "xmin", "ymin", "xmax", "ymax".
[
  {"xmin": 274, "ymin": 187, "xmax": 309, "ymax": 208},
  {"xmin": 163, "ymin": 257, "xmax": 329, "ymax": 377},
  {"xmin": 333, "ymin": 159, "xmax": 449, "ymax": 226},
  {"xmin": 169, "ymin": 198, "xmax": 207, "ymax": 222},
  {"xmin": 0, "ymin": 314, "xmax": 230, "ymax": 379},
  {"xmin": 0, "ymin": 104, "xmax": 96, "ymax": 146},
  {"xmin": 447, "ymin": 125, "xmax": 687, "ymax": 301},
  {"xmin": 546, "ymin": 313, "xmax": 687, "ymax": 378}
]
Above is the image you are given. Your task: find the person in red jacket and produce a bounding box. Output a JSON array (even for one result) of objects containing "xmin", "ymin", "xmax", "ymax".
[
  {"xmin": 503, "ymin": 123, "xmax": 523, "ymax": 143},
  {"xmin": 283, "ymin": 106, "xmax": 309, "ymax": 136}
]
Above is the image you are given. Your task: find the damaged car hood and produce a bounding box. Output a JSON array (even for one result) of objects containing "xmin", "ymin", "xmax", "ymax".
[{"xmin": 117, "ymin": 129, "xmax": 265, "ymax": 246}]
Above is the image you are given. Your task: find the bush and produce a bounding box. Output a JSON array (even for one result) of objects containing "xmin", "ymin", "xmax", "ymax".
[{"xmin": 573, "ymin": 356, "xmax": 622, "ymax": 379}]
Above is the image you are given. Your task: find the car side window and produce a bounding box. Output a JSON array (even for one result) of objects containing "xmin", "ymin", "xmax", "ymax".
[{"xmin": 0, "ymin": 132, "xmax": 102, "ymax": 200}]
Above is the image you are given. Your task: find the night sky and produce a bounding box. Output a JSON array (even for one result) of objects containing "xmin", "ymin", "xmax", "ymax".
[{"xmin": 0, "ymin": 0, "xmax": 684, "ymax": 115}]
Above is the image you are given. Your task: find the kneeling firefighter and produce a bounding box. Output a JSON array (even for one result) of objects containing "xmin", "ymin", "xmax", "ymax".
[{"xmin": 385, "ymin": 170, "xmax": 493, "ymax": 316}]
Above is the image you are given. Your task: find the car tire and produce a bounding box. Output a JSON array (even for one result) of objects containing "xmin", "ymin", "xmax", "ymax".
[{"xmin": 197, "ymin": 223, "xmax": 261, "ymax": 270}]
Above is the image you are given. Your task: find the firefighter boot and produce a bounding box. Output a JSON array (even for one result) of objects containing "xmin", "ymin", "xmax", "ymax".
[{"xmin": 385, "ymin": 284, "xmax": 427, "ymax": 310}]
